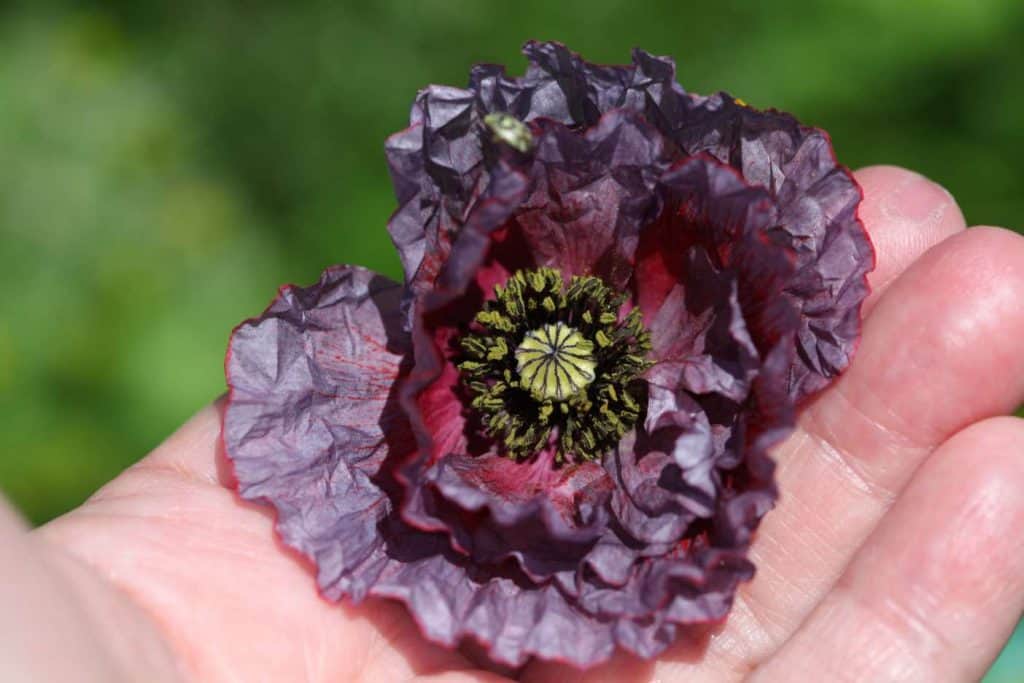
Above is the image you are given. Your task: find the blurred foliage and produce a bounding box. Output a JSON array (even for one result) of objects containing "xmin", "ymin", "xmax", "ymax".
[{"xmin": 1, "ymin": 1, "xmax": 1023, "ymax": 677}]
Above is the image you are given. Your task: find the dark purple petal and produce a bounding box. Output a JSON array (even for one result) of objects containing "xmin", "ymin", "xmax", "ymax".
[
  {"xmin": 415, "ymin": 453, "xmax": 613, "ymax": 580},
  {"xmin": 224, "ymin": 266, "xmax": 669, "ymax": 667},
  {"xmin": 469, "ymin": 40, "xmax": 690, "ymax": 131},
  {"xmin": 386, "ymin": 41, "xmax": 685, "ymax": 290},
  {"xmin": 364, "ymin": 524, "xmax": 669, "ymax": 668},
  {"xmin": 397, "ymin": 110, "xmax": 678, "ymax": 579},
  {"xmin": 509, "ymin": 43, "xmax": 872, "ymax": 398},
  {"xmin": 618, "ymin": 155, "xmax": 795, "ymax": 542},
  {"xmin": 388, "ymin": 41, "xmax": 873, "ymax": 400},
  {"xmin": 512, "ymin": 112, "xmax": 672, "ymax": 289},
  {"xmin": 571, "ymin": 549, "xmax": 753, "ymax": 623},
  {"xmin": 642, "ymin": 92, "xmax": 873, "ymax": 400},
  {"xmin": 224, "ymin": 265, "xmax": 414, "ymax": 599},
  {"xmin": 545, "ymin": 156, "xmax": 798, "ymax": 630},
  {"xmin": 229, "ymin": 42, "xmax": 872, "ymax": 670}
]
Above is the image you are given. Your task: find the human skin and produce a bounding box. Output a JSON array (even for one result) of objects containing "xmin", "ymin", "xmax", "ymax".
[{"xmin": 3, "ymin": 165, "xmax": 1024, "ymax": 682}]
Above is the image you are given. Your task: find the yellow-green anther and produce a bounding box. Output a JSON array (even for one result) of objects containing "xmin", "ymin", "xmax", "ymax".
[
  {"xmin": 530, "ymin": 271, "xmax": 546, "ymax": 291},
  {"xmin": 486, "ymin": 337, "xmax": 508, "ymax": 361},
  {"xmin": 457, "ymin": 266, "xmax": 652, "ymax": 463},
  {"xmin": 515, "ymin": 322, "xmax": 596, "ymax": 401}
]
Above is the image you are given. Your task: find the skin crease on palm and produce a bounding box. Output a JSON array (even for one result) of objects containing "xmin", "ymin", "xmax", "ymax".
[{"xmin": 3, "ymin": 167, "xmax": 1024, "ymax": 683}]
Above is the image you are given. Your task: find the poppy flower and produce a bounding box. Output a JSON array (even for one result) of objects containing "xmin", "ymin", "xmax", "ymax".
[{"xmin": 224, "ymin": 41, "xmax": 873, "ymax": 669}]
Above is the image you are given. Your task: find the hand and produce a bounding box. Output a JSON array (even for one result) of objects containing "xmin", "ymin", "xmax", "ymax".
[{"xmin": 4, "ymin": 166, "xmax": 1023, "ymax": 682}]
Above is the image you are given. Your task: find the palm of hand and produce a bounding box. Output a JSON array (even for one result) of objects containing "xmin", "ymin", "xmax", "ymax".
[{"xmin": 17, "ymin": 166, "xmax": 1024, "ymax": 683}]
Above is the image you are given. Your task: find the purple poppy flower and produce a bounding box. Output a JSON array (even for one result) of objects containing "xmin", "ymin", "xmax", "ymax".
[{"xmin": 224, "ymin": 42, "xmax": 874, "ymax": 669}]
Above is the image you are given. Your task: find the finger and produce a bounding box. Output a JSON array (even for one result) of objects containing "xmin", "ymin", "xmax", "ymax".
[
  {"xmin": 0, "ymin": 494, "xmax": 180, "ymax": 681},
  {"xmin": 854, "ymin": 166, "xmax": 966, "ymax": 313},
  {"xmin": 750, "ymin": 416, "xmax": 1024, "ymax": 682},
  {"xmin": 43, "ymin": 405, "xmax": 485, "ymax": 682},
  {"xmin": 127, "ymin": 395, "xmax": 227, "ymax": 484},
  {"xmin": 0, "ymin": 496, "xmax": 111, "ymax": 681},
  {"xmin": 805, "ymin": 226, "xmax": 1024, "ymax": 467},
  {"xmin": 668, "ymin": 226, "xmax": 1024, "ymax": 679}
]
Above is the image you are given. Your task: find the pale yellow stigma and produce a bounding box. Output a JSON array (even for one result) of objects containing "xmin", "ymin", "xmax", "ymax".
[{"xmin": 515, "ymin": 322, "xmax": 596, "ymax": 401}]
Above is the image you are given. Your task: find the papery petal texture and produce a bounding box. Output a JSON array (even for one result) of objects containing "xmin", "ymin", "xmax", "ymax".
[
  {"xmin": 387, "ymin": 40, "xmax": 872, "ymax": 400},
  {"xmin": 398, "ymin": 109, "xmax": 672, "ymax": 573},
  {"xmin": 224, "ymin": 265, "xmax": 670, "ymax": 667},
  {"xmin": 225, "ymin": 266, "xmax": 412, "ymax": 600},
  {"xmin": 226, "ymin": 40, "xmax": 873, "ymax": 670}
]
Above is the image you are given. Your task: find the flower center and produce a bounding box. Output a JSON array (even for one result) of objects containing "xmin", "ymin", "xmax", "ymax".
[
  {"xmin": 515, "ymin": 322, "xmax": 596, "ymax": 401},
  {"xmin": 458, "ymin": 267, "xmax": 652, "ymax": 463}
]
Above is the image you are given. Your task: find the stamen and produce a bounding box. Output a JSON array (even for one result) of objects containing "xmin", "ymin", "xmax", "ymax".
[{"xmin": 458, "ymin": 267, "xmax": 652, "ymax": 463}]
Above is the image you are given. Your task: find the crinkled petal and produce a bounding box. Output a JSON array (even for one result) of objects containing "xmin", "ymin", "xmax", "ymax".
[
  {"xmin": 399, "ymin": 110, "xmax": 677, "ymax": 576},
  {"xmin": 420, "ymin": 453, "xmax": 612, "ymax": 580},
  {"xmin": 571, "ymin": 549, "xmax": 752, "ymax": 622},
  {"xmin": 646, "ymin": 92, "xmax": 873, "ymax": 399},
  {"xmin": 608, "ymin": 155, "xmax": 795, "ymax": 545},
  {"xmin": 550, "ymin": 156, "xmax": 798, "ymax": 628},
  {"xmin": 398, "ymin": 139, "xmax": 803, "ymax": 646},
  {"xmin": 229, "ymin": 42, "xmax": 871, "ymax": 670},
  {"xmin": 390, "ymin": 40, "xmax": 872, "ymax": 400},
  {"xmin": 387, "ymin": 40, "xmax": 687, "ymax": 289},
  {"xmin": 225, "ymin": 267, "xmax": 674, "ymax": 668},
  {"xmin": 510, "ymin": 112, "xmax": 671, "ymax": 290},
  {"xmin": 468, "ymin": 40, "xmax": 690, "ymax": 132},
  {"xmin": 328, "ymin": 516, "xmax": 678, "ymax": 668},
  {"xmin": 224, "ymin": 265, "xmax": 414, "ymax": 600}
]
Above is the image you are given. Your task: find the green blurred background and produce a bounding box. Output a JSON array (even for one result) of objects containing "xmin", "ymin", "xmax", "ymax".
[{"xmin": 1, "ymin": 0, "xmax": 1022, "ymax": 678}]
